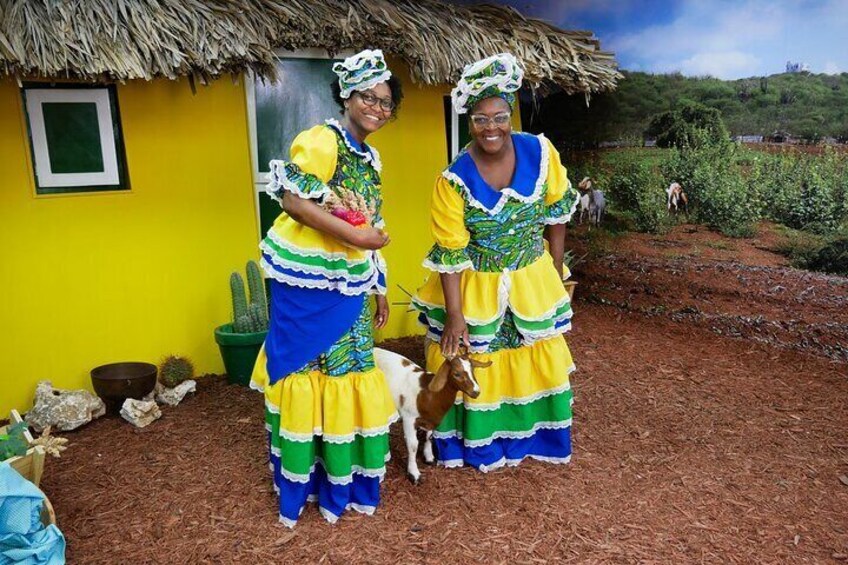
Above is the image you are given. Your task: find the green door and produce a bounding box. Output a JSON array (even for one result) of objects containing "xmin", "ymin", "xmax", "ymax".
[{"xmin": 251, "ymin": 57, "xmax": 342, "ymax": 238}]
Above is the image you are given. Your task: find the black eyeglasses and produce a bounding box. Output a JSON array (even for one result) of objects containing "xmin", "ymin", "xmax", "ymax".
[
  {"xmin": 355, "ymin": 91, "xmax": 395, "ymax": 112},
  {"xmin": 470, "ymin": 112, "xmax": 511, "ymax": 128}
]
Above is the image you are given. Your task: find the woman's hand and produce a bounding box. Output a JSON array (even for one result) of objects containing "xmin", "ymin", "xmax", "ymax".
[
  {"xmin": 374, "ymin": 295, "xmax": 389, "ymax": 329},
  {"xmin": 349, "ymin": 227, "xmax": 390, "ymax": 250},
  {"xmin": 441, "ymin": 311, "xmax": 469, "ymax": 359}
]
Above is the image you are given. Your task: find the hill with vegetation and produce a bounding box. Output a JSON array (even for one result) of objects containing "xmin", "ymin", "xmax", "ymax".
[{"xmin": 527, "ymin": 71, "xmax": 848, "ymax": 147}]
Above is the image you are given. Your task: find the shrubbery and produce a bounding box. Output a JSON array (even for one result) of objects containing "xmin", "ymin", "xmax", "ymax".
[
  {"xmin": 646, "ymin": 102, "xmax": 729, "ymax": 149},
  {"xmin": 662, "ymin": 137, "xmax": 760, "ymax": 237}
]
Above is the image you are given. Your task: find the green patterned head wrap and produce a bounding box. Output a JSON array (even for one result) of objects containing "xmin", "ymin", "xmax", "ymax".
[
  {"xmin": 333, "ymin": 49, "xmax": 392, "ymax": 99},
  {"xmin": 451, "ymin": 53, "xmax": 524, "ymax": 114}
]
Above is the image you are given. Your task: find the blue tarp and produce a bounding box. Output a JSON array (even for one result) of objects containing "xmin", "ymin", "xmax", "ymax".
[{"xmin": 0, "ymin": 462, "xmax": 65, "ymax": 564}]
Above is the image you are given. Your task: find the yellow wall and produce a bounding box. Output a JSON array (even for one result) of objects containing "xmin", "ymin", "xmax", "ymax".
[
  {"xmin": 369, "ymin": 61, "xmax": 451, "ymax": 340},
  {"xmin": 0, "ymin": 77, "xmax": 259, "ymax": 414},
  {"xmin": 0, "ymin": 63, "xmax": 480, "ymax": 414}
]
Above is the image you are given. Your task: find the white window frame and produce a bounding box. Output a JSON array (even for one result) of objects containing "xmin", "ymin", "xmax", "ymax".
[
  {"xmin": 245, "ymin": 48, "xmax": 355, "ymax": 240},
  {"xmin": 24, "ymin": 88, "xmax": 121, "ymax": 188},
  {"xmin": 449, "ymin": 106, "xmax": 461, "ymax": 160}
]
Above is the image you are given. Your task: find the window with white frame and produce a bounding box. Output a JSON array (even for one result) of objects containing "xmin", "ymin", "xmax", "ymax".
[{"xmin": 22, "ymin": 84, "xmax": 128, "ymax": 194}]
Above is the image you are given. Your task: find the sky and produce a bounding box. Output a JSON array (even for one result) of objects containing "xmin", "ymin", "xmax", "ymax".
[{"xmin": 448, "ymin": 0, "xmax": 847, "ymax": 79}]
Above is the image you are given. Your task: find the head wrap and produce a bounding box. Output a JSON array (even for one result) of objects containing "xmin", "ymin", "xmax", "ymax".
[
  {"xmin": 333, "ymin": 49, "xmax": 392, "ymax": 99},
  {"xmin": 450, "ymin": 53, "xmax": 524, "ymax": 114}
]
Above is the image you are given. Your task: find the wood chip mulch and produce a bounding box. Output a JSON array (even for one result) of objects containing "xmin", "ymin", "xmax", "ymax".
[{"xmin": 39, "ymin": 228, "xmax": 848, "ymax": 564}]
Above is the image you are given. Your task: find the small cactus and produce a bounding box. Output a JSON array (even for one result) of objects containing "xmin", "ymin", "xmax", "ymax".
[
  {"xmin": 159, "ymin": 355, "xmax": 194, "ymax": 388},
  {"xmin": 229, "ymin": 260, "xmax": 269, "ymax": 333}
]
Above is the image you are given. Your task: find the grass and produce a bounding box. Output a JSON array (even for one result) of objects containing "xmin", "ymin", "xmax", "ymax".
[{"xmin": 704, "ymin": 240, "xmax": 736, "ymax": 251}]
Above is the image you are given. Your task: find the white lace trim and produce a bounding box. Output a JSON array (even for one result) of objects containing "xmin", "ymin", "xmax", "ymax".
[
  {"xmin": 267, "ymin": 159, "xmax": 331, "ymax": 202},
  {"xmin": 442, "ymin": 133, "xmax": 548, "ymax": 217},
  {"xmin": 521, "ymin": 320, "xmax": 573, "ymax": 344},
  {"xmin": 264, "ymin": 228, "xmax": 371, "ymax": 264},
  {"xmin": 421, "ymin": 258, "xmax": 474, "ymax": 273},
  {"xmin": 462, "ymin": 381, "xmax": 572, "ymax": 411},
  {"xmin": 479, "ymin": 453, "xmax": 572, "ymax": 473},
  {"xmin": 319, "ymin": 502, "xmax": 377, "ymax": 525},
  {"xmin": 278, "ymin": 412, "xmax": 399, "ymax": 444},
  {"xmin": 325, "ymin": 119, "xmax": 382, "ymax": 173},
  {"xmin": 432, "ymin": 418, "xmax": 572, "ymax": 448},
  {"xmin": 438, "ymin": 459, "xmax": 465, "ymax": 469},
  {"xmin": 372, "ymin": 251, "xmax": 388, "ymax": 295},
  {"xmin": 543, "ymin": 183, "xmax": 580, "ymax": 225},
  {"xmin": 512, "ymin": 293, "xmax": 572, "ymax": 323},
  {"xmin": 278, "ymin": 457, "xmax": 389, "ymax": 485},
  {"xmin": 279, "ymin": 514, "xmax": 298, "ymax": 529},
  {"xmin": 261, "ymin": 241, "xmax": 375, "ymax": 282},
  {"xmin": 260, "ymin": 257, "xmax": 380, "ymax": 296}
]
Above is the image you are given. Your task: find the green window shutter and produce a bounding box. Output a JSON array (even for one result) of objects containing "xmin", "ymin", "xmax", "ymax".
[
  {"xmin": 42, "ymin": 102, "xmax": 105, "ymax": 174},
  {"xmin": 252, "ymin": 57, "xmax": 343, "ymax": 242},
  {"xmin": 23, "ymin": 84, "xmax": 128, "ymax": 195}
]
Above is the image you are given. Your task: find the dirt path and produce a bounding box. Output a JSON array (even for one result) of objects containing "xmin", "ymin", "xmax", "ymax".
[{"xmin": 40, "ymin": 228, "xmax": 848, "ymax": 564}]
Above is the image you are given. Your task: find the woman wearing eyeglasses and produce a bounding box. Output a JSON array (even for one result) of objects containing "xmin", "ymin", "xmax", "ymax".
[
  {"xmin": 250, "ymin": 49, "xmax": 403, "ymax": 527},
  {"xmin": 412, "ymin": 54, "xmax": 580, "ymax": 472}
]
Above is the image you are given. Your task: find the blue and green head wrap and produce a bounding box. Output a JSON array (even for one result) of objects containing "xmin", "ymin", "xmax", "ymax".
[
  {"xmin": 333, "ymin": 49, "xmax": 392, "ymax": 99},
  {"xmin": 451, "ymin": 53, "xmax": 524, "ymax": 114}
]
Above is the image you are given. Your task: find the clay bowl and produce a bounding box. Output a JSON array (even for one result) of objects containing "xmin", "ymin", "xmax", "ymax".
[{"xmin": 91, "ymin": 362, "xmax": 157, "ymax": 412}]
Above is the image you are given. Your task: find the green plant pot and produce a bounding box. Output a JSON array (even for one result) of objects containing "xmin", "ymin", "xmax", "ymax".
[{"xmin": 214, "ymin": 323, "xmax": 267, "ymax": 386}]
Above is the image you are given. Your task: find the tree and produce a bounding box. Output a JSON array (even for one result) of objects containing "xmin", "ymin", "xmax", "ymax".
[{"xmin": 645, "ymin": 102, "xmax": 729, "ymax": 148}]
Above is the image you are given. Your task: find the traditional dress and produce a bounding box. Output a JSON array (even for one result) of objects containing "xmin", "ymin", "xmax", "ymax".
[
  {"xmin": 412, "ymin": 131, "xmax": 580, "ymax": 471},
  {"xmin": 250, "ymin": 118, "xmax": 397, "ymax": 527}
]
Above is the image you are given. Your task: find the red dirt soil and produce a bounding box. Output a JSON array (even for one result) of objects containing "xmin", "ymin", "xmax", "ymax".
[{"xmin": 38, "ymin": 225, "xmax": 848, "ymax": 564}]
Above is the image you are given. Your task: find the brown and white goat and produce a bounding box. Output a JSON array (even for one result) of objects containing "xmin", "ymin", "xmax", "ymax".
[{"xmin": 374, "ymin": 347, "xmax": 491, "ymax": 484}]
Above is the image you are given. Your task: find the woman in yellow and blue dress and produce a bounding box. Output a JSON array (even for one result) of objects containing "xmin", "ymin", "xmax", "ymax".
[
  {"xmin": 250, "ymin": 50, "xmax": 403, "ymax": 527},
  {"xmin": 412, "ymin": 54, "xmax": 580, "ymax": 472}
]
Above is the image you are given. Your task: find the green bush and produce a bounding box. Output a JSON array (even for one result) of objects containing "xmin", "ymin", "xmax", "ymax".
[
  {"xmin": 751, "ymin": 149, "xmax": 845, "ymax": 233},
  {"xmin": 606, "ymin": 160, "xmax": 670, "ymax": 234},
  {"xmin": 806, "ymin": 236, "xmax": 848, "ymax": 275},
  {"xmin": 646, "ymin": 102, "xmax": 729, "ymax": 149},
  {"xmin": 663, "ymin": 138, "xmax": 759, "ymax": 237},
  {"xmin": 776, "ymin": 227, "xmax": 848, "ymax": 275}
]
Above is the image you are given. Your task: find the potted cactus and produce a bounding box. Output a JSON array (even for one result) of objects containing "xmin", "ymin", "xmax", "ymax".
[{"xmin": 214, "ymin": 260, "xmax": 269, "ymax": 386}]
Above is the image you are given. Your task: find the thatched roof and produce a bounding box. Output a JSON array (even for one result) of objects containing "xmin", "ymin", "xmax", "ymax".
[{"xmin": 0, "ymin": 0, "xmax": 620, "ymax": 94}]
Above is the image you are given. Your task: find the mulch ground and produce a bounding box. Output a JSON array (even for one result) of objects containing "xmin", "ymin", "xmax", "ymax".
[{"xmin": 39, "ymin": 226, "xmax": 848, "ymax": 564}]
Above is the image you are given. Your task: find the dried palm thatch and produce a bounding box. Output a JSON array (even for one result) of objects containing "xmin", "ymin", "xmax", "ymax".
[{"xmin": 0, "ymin": 0, "xmax": 620, "ymax": 93}]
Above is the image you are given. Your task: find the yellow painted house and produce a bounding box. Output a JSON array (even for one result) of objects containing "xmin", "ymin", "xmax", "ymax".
[{"xmin": 0, "ymin": 0, "xmax": 618, "ymax": 414}]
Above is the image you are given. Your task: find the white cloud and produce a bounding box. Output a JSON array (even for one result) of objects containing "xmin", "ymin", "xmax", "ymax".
[
  {"xmin": 823, "ymin": 61, "xmax": 841, "ymax": 75},
  {"xmin": 607, "ymin": 0, "xmax": 848, "ymax": 78},
  {"xmin": 676, "ymin": 51, "xmax": 761, "ymax": 79}
]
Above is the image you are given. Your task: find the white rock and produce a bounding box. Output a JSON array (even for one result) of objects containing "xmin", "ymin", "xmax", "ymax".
[
  {"xmin": 26, "ymin": 381, "xmax": 106, "ymax": 432},
  {"xmin": 119, "ymin": 398, "xmax": 161, "ymax": 428},
  {"xmin": 155, "ymin": 380, "xmax": 196, "ymax": 407}
]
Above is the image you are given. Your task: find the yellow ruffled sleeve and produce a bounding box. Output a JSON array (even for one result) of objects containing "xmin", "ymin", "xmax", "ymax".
[
  {"xmin": 542, "ymin": 138, "xmax": 579, "ymax": 225},
  {"xmin": 423, "ymin": 176, "xmax": 473, "ymax": 272},
  {"xmin": 266, "ymin": 125, "xmax": 338, "ymax": 202}
]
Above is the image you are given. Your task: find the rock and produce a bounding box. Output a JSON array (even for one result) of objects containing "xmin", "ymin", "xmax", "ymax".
[
  {"xmin": 155, "ymin": 380, "xmax": 196, "ymax": 407},
  {"xmin": 119, "ymin": 399, "xmax": 161, "ymax": 428},
  {"xmin": 25, "ymin": 381, "xmax": 106, "ymax": 432}
]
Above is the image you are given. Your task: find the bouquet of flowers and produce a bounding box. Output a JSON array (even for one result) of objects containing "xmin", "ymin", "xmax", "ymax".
[{"xmin": 324, "ymin": 190, "xmax": 376, "ymax": 229}]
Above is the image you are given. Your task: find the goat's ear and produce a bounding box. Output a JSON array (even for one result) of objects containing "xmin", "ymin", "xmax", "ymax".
[
  {"xmin": 428, "ymin": 362, "xmax": 450, "ymax": 392},
  {"xmin": 469, "ymin": 358, "xmax": 492, "ymax": 369}
]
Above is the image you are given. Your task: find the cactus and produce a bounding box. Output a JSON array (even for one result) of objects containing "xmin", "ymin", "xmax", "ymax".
[
  {"xmin": 230, "ymin": 272, "xmax": 249, "ymax": 332},
  {"xmin": 229, "ymin": 261, "xmax": 268, "ymax": 333},
  {"xmin": 246, "ymin": 260, "xmax": 268, "ymax": 315},
  {"xmin": 159, "ymin": 355, "xmax": 194, "ymax": 388}
]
